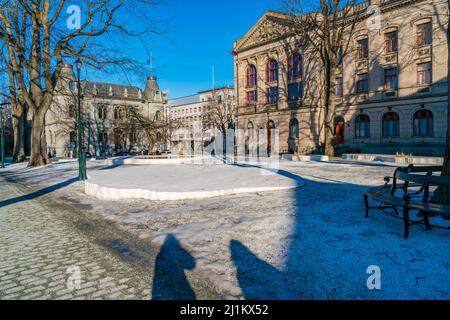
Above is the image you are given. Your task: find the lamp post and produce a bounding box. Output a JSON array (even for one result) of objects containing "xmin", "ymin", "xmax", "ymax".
[
  {"xmin": 75, "ymin": 59, "xmax": 87, "ymax": 181},
  {"xmin": 0, "ymin": 103, "xmax": 6, "ymax": 168}
]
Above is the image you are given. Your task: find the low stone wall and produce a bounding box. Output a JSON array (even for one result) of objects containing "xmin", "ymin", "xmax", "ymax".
[
  {"xmin": 281, "ymin": 154, "xmax": 330, "ymax": 162},
  {"xmin": 104, "ymin": 156, "xmax": 224, "ymax": 166},
  {"xmin": 342, "ymin": 153, "xmax": 444, "ymax": 165},
  {"xmin": 341, "ymin": 154, "xmax": 396, "ymax": 163}
]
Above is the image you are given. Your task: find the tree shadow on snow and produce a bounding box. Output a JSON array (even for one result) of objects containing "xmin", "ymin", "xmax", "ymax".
[
  {"xmin": 228, "ymin": 161, "xmax": 375, "ymax": 299},
  {"xmin": 0, "ymin": 177, "xmax": 78, "ymax": 208},
  {"xmin": 152, "ymin": 234, "xmax": 197, "ymax": 300}
]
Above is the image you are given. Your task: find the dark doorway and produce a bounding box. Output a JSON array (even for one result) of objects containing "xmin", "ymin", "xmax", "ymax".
[
  {"xmin": 288, "ymin": 118, "xmax": 299, "ymax": 154},
  {"xmin": 267, "ymin": 120, "xmax": 276, "ymax": 157},
  {"xmin": 334, "ymin": 116, "xmax": 345, "ymax": 145},
  {"xmin": 114, "ymin": 129, "xmax": 125, "ymax": 152}
]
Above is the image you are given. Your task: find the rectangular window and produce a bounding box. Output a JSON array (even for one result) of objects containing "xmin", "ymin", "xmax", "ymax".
[
  {"xmin": 288, "ymin": 82, "xmax": 303, "ymax": 101},
  {"xmin": 416, "ymin": 22, "xmax": 432, "ymax": 46},
  {"xmin": 357, "ymin": 38, "xmax": 369, "ymax": 59},
  {"xmin": 384, "ymin": 68, "xmax": 398, "ymax": 90},
  {"xmin": 417, "ymin": 62, "xmax": 432, "ymax": 85},
  {"xmin": 385, "ymin": 31, "xmax": 398, "ymax": 53},
  {"xmin": 246, "ymin": 90, "xmax": 257, "ymax": 103},
  {"xmin": 335, "ymin": 77, "xmax": 343, "ymax": 96},
  {"xmin": 267, "ymin": 87, "xmax": 279, "ymax": 104},
  {"xmin": 356, "ymin": 74, "xmax": 369, "ymax": 94}
]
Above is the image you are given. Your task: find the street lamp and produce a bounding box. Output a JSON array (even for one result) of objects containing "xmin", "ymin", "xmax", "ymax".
[
  {"xmin": 0, "ymin": 103, "xmax": 6, "ymax": 168},
  {"xmin": 75, "ymin": 59, "xmax": 87, "ymax": 181}
]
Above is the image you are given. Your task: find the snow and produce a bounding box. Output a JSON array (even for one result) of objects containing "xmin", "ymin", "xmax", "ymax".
[
  {"xmin": 85, "ymin": 163, "xmax": 302, "ymax": 200},
  {"xmin": 1, "ymin": 158, "xmax": 449, "ymax": 299}
]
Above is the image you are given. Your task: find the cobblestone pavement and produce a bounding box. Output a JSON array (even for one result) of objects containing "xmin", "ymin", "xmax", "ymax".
[{"xmin": 0, "ymin": 176, "xmax": 154, "ymax": 300}]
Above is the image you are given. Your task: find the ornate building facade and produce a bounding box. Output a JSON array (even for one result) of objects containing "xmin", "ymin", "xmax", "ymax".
[
  {"xmin": 233, "ymin": 0, "xmax": 448, "ymax": 156},
  {"xmin": 45, "ymin": 64, "xmax": 167, "ymax": 158}
]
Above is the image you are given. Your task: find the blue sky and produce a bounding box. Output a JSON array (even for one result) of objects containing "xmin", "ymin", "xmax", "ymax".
[{"xmin": 89, "ymin": 0, "xmax": 279, "ymax": 99}]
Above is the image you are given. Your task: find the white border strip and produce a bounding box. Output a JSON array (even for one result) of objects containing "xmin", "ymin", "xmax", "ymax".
[{"xmin": 85, "ymin": 180, "xmax": 302, "ymax": 201}]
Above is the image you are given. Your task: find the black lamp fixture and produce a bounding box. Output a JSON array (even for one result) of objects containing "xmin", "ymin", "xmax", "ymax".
[{"xmin": 75, "ymin": 58, "xmax": 82, "ymax": 72}]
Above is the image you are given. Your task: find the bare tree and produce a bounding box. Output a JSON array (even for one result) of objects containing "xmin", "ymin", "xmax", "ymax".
[
  {"xmin": 126, "ymin": 105, "xmax": 173, "ymax": 154},
  {"xmin": 1, "ymin": 43, "xmax": 27, "ymax": 162},
  {"xmin": 0, "ymin": 0, "xmax": 161, "ymax": 166},
  {"xmin": 202, "ymin": 88, "xmax": 236, "ymax": 159},
  {"xmin": 284, "ymin": 0, "xmax": 361, "ymax": 156}
]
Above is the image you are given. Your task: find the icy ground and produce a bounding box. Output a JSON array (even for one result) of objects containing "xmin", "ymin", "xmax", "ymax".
[{"xmin": 1, "ymin": 159, "xmax": 449, "ymax": 299}]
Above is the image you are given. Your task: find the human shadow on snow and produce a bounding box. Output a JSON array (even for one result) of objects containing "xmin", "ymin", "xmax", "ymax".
[{"xmin": 152, "ymin": 234, "xmax": 197, "ymax": 300}]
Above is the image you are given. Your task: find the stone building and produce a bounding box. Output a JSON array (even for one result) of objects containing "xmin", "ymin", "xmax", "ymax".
[
  {"xmin": 45, "ymin": 64, "xmax": 167, "ymax": 158},
  {"xmin": 166, "ymin": 87, "xmax": 235, "ymax": 154},
  {"xmin": 233, "ymin": 0, "xmax": 448, "ymax": 156}
]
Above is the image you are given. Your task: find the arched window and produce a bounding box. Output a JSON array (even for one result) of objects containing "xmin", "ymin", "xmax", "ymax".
[
  {"xmin": 289, "ymin": 118, "xmax": 299, "ymax": 139},
  {"xmin": 268, "ymin": 120, "xmax": 276, "ymax": 129},
  {"xmin": 114, "ymin": 106, "xmax": 126, "ymax": 120},
  {"xmin": 247, "ymin": 121, "xmax": 254, "ymax": 130},
  {"xmin": 266, "ymin": 59, "xmax": 278, "ymax": 82},
  {"xmin": 98, "ymin": 104, "xmax": 107, "ymax": 120},
  {"xmin": 413, "ymin": 109, "xmax": 433, "ymax": 137},
  {"xmin": 334, "ymin": 116, "xmax": 345, "ymax": 126},
  {"xmin": 246, "ymin": 65, "xmax": 257, "ymax": 87},
  {"xmin": 288, "ymin": 54, "xmax": 303, "ymax": 101},
  {"xmin": 355, "ymin": 114, "xmax": 370, "ymax": 138},
  {"xmin": 155, "ymin": 110, "xmax": 161, "ymax": 121},
  {"xmin": 288, "ymin": 53, "xmax": 302, "ymax": 80},
  {"xmin": 382, "ymin": 112, "xmax": 400, "ymax": 137}
]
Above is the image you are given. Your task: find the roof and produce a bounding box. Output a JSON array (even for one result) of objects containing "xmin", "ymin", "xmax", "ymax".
[
  {"xmin": 197, "ymin": 86, "xmax": 234, "ymax": 94},
  {"xmin": 167, "ymin": 94, "xmax": 201, "ymax": 107},
  {"xmin": 82, "ymin": 81, "xmax": 144, "ymax": 100},
  {"xmin": 233, "ymin": 10, "xmax": 294, "ymax": 54}
]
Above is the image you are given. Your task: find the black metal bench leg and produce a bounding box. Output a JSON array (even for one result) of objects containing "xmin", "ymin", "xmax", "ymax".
[
  {"xmin": 403, "ymin": 207, "xmax": 410, "ymax": 239},
  {"xmin": 422, "ymin": 211, "xmax": 432, "ymax": 230},
  {"xmin": 364, "ymin": 194, "xmax": 369, "ymax": 218}
]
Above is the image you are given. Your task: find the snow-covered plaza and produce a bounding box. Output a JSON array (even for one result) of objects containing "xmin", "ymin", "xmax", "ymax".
[{"xmin": 2, "ymin": 158, "xmax": 449, "ymax": 299}]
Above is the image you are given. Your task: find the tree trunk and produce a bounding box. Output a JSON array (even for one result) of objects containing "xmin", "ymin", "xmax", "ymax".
[
  {"xmin": 11, "ymin": 100, "xmax": 27, "ymax": 163},
  {"xmin": 323, "ymin": 60, "xmax": 336, "ymax": 157},
  {"xmin": 28, "ymin": 109, "xmax": 49, "ymax": 167},
  {"xmin": 12, "ymin": 111, "xmax": 26, "ymax": 162}
]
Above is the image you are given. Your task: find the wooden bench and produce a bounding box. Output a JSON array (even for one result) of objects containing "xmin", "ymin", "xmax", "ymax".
[{"xmin": 364, "ymin": 165, "xmax": 450, "ymax": 239}]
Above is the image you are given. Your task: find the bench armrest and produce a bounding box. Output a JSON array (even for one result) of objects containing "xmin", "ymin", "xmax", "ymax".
[{"xmin": 403, "ymin": 171, "xmax": 433, "ymax": 202}]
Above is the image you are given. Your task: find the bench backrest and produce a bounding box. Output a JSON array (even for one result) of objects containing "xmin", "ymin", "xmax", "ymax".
[{"xmin": 394, "ymin": 165, "xmax": 450, "ymax": 187}]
